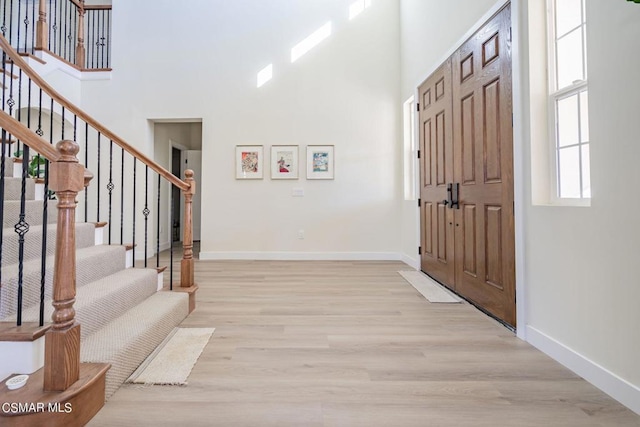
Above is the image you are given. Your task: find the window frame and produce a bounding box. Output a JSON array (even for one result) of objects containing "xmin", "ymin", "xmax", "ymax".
[
  {"xmin": 546, "ymin": 0, "xmax": 591, "ymax": 204},
  {"xmin": 403, "ymin": 96, "xmax": 417, "ymax": 201}
]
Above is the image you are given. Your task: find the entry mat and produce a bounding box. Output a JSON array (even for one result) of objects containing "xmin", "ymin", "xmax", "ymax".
[
  {"xmin": 398, "ymin": 271, "xmax": 463, "ymax": 303},
  {"xmin": 127, "ymin": 327, "xmax": 215, "ymax": 386}
]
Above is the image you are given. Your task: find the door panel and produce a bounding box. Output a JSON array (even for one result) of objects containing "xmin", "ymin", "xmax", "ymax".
[
  {"xmin": 452, "ymin": 4, "xmax": 514, "ymax": 326},
  {"xmin": 419, "ymin": 59, "xmax": 454, "ymax": 287},
  {"xmin": 418, "ymin": 4, "xmax": 515, "ymax": 327}
]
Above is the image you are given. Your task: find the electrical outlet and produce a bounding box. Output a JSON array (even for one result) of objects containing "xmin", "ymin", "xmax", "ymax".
[{"xmin": 298, "ymin": 230, "xmax": 305, "ymax": 239}]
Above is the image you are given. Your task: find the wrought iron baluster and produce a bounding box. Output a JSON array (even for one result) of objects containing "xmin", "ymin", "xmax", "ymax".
[
  {"xmin": 100, "ymin": 9, "xmax": 105, "ymax": 68},
  {"xmin": 61, "ymin": 0, "xmax": 66, "ymax": 59},
  {"xmin": 143, "ymin": 165, "xmax": 149, "ymax": 267},
  {"xmin": 30, "ymin": 0, "xmax": 35, "ymax": 54},
  {"xmin": 16, "ymin": 0, "xmax": 20, "ymax": 51},
  {"xmin": 60, "ymin": 105, "xmax": 65, "ymax": 139},
  {"xmin": 2, "ymin": 51, "xmax": 7, "ymax": 112},
  {"xmin": 96, "ymin": 131, "xmax": 100, "ymax": 221},
  {"xmin": 84, "ymin": 122, "xmax": 88, "ymax": 221},
  {"xmin": 72, "ymin": 2, "xmax": 77, "ymax": 64},
  {"xmin": 0, "ymin": 130, "xmax": 7, "ymax": 304},
  {"xmin": 107, "ymin": 139, "xmax": 113, "ymax": 244},
  {"xmin": 84, "ymin": 122, "xmax": 89, "ymax": 222},
  {"xmin": 8, "ymin": 0, "xmax": 13, "ymax": 46},
  {"xmin": 170, "ymin": 184, "xmax": 174, "ymax": 290},
  {"xmin": 38, "ymin": 89, "xmax": 48, "ymax": 327},
  {"xmin": 21, "ymin": 0, "xmax": 29, "ymax": 53},
  {"xmin": 132, "ymin": 158, "xmax": 136, "ymax": 263},
  {"xmin": 106, "ymin": 8, "xmax": 110, "ymax": 68},
  {"xmin": 120, "ymin": 146, "xmax": 124, "ymax": 244},
  {"xmin": 156, "ymin": 174, "xmax": 160, "ymax": 269},
  {"xmin": 15, "ymin": 144, "xmax": 30, "ymax": 326},
  {"xmin": 1, "ymin": 0, "xmax": 8, "ymax": 39},
  {"xmin": 15, "ymin": 66, "xmax": 21, "ymax": 155},
  {"xmin": 92, "ymin": 8, "xmax": 96, "ymax": 68},
  {"xmin": 7, "ymin": 52, "xmax": 15, "ymax": 120},
  {"xmin": 52, "ymin": 0, "xmax": 58, "ymax": 54},
  {"xmin": 47, "ymin": 0, "xmax": 52, "ymax": 50},
  {"xmin": 39, "ymin": 158, "xmax": 49, "ymax": 326}
]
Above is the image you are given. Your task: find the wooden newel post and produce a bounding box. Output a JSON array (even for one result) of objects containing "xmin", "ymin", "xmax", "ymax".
[
  {"xmin": 36, "ymin": 0, "xmax": 47, "ymax": 50},
  {"xmin": 44, "ymin": 140, "xmax": 87, "ymax": 392},
  {"xmin": 75, "ymin": 0, "xmax": 86, "ymax": 68},
  {"xmin": 180, "ymin": 169, "xmax": 196, "ymax": 288}
]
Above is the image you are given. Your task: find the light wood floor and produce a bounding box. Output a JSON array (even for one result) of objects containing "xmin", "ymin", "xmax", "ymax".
[{"xmin": 90, "ymin": 257, "xmax": 640, "ymax": 426}]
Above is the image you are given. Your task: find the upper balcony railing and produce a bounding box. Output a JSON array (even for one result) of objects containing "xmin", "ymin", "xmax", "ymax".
[{"xmin": 0, "ymin": 0, "xmax": 111, "ymax": 70}]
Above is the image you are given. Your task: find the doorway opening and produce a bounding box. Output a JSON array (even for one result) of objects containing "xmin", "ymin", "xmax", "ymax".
[{"xmin": 152, "ymin": 120, "xmax": 203, "ymax": 254}]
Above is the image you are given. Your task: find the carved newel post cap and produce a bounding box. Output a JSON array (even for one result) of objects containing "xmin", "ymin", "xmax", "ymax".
[
  {"xmin": 57, "ymin": 139, "xmax": 79, "ymax": 161},
  {"xmin": 185, "ymin": 169, "xmax": 194, "ymax": 179}
]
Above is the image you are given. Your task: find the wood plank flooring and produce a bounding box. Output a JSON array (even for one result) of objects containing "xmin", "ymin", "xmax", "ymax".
[{"xmin": 90, "ymin": 258, "xmax": 640, "ymax": 426}]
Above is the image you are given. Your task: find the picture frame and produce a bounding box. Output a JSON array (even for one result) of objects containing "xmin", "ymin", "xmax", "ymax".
[
  {"xmin": 306, "ymin": 145, "xmax": 334, "ymax": 180},
  {"xmin": 271, "ymin": 145, "xmax": 299, "ymax": 180},
  {"xmin": 235, "ymin": 145, "xmax": 264, "ymax": 179}
]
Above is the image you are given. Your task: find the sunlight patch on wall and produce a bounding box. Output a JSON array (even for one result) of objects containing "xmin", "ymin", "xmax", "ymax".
[
  {"xmin": 291, "ymin": 22, "xmax": 332, "ymax": 63},
  {"xmin": 257, "ymin": 64, "xmax": 273, "ymax": 88},
  {"xmin": 349, "ymin": 0, "xmax": 372, "ymax": 20}
]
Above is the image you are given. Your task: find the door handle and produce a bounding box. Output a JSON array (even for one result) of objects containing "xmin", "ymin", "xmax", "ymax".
[
  {"xmin": 451, "ymin": 183, "xmax": 460, "ymax": 209},
  {"xmin": 445, "ymin": 183, "xmax": 453, "ymax": 207}
]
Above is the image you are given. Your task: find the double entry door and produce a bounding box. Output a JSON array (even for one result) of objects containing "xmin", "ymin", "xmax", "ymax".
[{"xmin": 419, "ymin": 4, "xmax": 515, "ymax": 327}]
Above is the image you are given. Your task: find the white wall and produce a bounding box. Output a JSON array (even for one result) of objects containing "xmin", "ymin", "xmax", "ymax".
[
  {"xmin": 400, "ymin": 0, "xmax": 640, "ymax": 414},
  {"xmin": 523, "ymin": 0, "xmax": 640, "ymax": 413},
  {"xmin": 80, "ymin": 0, "xmax": 402, "ymax": 260}
]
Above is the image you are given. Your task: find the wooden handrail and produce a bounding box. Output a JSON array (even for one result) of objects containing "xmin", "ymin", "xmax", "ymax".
[
  {"xmin": 0, "ymin": 109, "xmax": 60, "ymax": 161},
  {"xmin": 0, "ymin": 34, "xmax": 190, "ymax": 192},
  {"xmin": 85, "ymin": 5, "xmax": 112, "ymax": 11}
]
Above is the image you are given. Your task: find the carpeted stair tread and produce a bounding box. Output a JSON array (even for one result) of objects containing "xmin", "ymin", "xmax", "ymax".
[
  {"xmin": 2, "ymin": 199, "xmax": 56, "ymax": 229},
  {"xmin": 81, "ymin": 291, "xmax": 189, "ymax": 399},
  {"xmin": 13, "ymin": 268, "xmax": 159, "ymax": 340},
  {"xmin": 1, "ymin": 222, "xmax": 96, "ymax": 267},
  {"xmin": 2, "ymin": 176, "xmax": 35, "ymax": 200},
  {"xmin": 0, "ymin": 244, "xmax": 126, "ymax": 319}
]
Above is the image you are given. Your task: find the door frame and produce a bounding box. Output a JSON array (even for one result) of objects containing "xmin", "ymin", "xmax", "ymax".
[
  {"xmin": 170, "ymin": 140, "xmax": 188, "ymax": 246},
  {"xmin": 412, "ymin": 0, "xmax": 526, "ymax": 338}
]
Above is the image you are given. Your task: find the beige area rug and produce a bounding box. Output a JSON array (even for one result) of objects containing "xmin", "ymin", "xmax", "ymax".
[
  {"xmin": 398, "ymin": 271, "xmax": 463, "ymax": 303},
  {"xmin": 127, "ymin": 327, "xmax": 214, "ymax": 385}
]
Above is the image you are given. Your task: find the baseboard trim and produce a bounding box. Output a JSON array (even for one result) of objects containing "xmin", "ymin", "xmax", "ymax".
[
  {"xmin": 199, "ymin": 251, "xmax": 403, "ymax": 261},
  {"xmin": 159, "ymin": 241, "xmax": 171, "ymax": 252},
  {"xmin": 526, "ymin": 325, "xmax": 640, "ymax": 415},
  {"xmin": 401, "ymin": 254, "xmax": 420, "ymax": 269}
]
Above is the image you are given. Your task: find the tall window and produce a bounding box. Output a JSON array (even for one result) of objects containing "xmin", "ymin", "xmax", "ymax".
[
  {"xmin": 403, "ymin": 96, "xmax": 416, "ymax": 201},
  {"xmin": 548, "ymin": 0, "xmax": 590, "ymax": 199}
]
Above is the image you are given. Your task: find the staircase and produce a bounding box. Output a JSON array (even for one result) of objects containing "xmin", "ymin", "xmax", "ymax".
[
  {"xmin": 0, "ymin": 7, "xmax": 198, "ymax": 424},
  {"xmin": 1, "ymin": 156, "xmax": 190, "ymax": 399}
]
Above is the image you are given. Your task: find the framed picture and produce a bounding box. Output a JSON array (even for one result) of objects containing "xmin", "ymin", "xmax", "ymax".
[
  {"xmin": 306, "ymin": 145, "xmax": 334, "ymax": 180},
  {"xmin": 235, "ymin": 145, "xmax": 264, "ymax": 179},
  {"xmin": 271, "ymin": 145, "xmax": 299, "ymax": 179}
]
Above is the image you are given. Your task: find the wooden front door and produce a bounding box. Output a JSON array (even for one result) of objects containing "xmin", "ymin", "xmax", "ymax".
[
  {"xmin": 418, "ymin": 59, "xmax": 454, "ymax": 286},
  {"xmin": 419, "ymin": 4, "xmax": 515, "ymax": 327}
]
